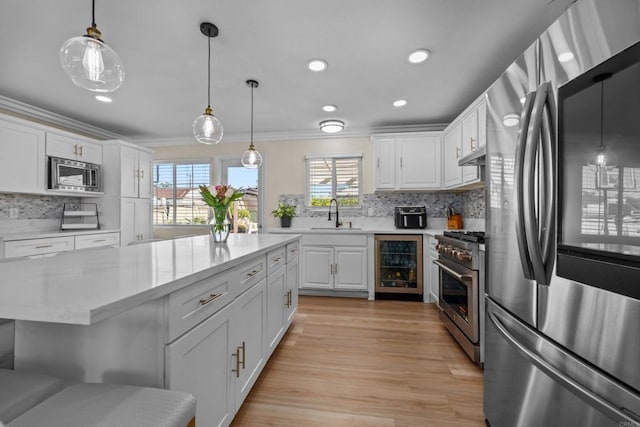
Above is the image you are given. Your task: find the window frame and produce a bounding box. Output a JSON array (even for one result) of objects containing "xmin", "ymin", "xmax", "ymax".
[
  {"xmin": 305, "ymin": 153, "xmax": 363, "ymax": 209},
  {"xmin": 152, "ymin": 159, "xmax": 212, "ymax": 226}
]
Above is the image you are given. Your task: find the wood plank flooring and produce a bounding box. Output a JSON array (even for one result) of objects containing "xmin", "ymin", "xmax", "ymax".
[{"xmin": 232, "ymin": 296, "xmax": 485, "ymax": 426}]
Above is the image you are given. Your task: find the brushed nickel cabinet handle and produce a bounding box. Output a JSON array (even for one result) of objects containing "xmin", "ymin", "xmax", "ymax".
[
  {"xmin": 247, "ymin": 269, "xmax": 260, "ymax": 278},
  {"xmin": 239, "ymin": 341, "xmax": 246, "ymax": 369},
  {"xmin": 79, "ymin": 145, "xmax": 83, "ymax": 156},
  {"xmin": 470, "ymin": 137, "xmax": 476, "ymax": 151},
  {"xmin": 456, "ymin": 147, "xmax": 461, "ymax": 159},
  {"xmin": 140, "ymin": 169, "xmax": 144, "ymax": 179},
  {"xmin": 73, "ymin": 144, "xmax": 78, "ymax": 155},
  {"xmin": 35, "ymin": 244, "xmax": 53, "ymax": 249},
  {"xmin": 232, "ymin": 347, "xmax": 241, "ymax": 378},
  {"xmin": 199, "ymin": 293, "xmax": 223, "ymax": 306}
]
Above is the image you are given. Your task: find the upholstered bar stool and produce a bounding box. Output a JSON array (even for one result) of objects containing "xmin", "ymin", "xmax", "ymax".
[
  {"xmin": 0, "ymin": 369, "xmax": 65, "ymax": 424},
  {"xmin": 7, "ymin": 383, "xmax": 196, "ymax": 427}
]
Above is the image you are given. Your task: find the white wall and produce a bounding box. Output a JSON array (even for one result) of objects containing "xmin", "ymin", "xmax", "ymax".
[{"xmin": 151, "ymin": 136, "xmax": 373, "ymax": 230}]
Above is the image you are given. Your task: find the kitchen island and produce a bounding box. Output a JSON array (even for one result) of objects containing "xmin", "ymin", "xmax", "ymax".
[{"xmin": 0, "ymin": 233, "xmax": 300, "ymax": 427}]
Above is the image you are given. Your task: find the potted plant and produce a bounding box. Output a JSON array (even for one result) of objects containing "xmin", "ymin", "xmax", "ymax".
[{"xmin": 271, "ymin": 202, "xmax": 297, "ymax": 228}]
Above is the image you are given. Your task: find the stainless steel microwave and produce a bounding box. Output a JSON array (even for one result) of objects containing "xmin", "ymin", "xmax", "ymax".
[{"xmin": 48, "ymin": 157, "xmax": 101, "ymax": 192}]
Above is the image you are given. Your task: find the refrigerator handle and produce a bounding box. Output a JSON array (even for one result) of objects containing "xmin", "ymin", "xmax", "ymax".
[
  {"xmin": 514, "ymin": 91, "xmax": 536, "ymax": 280},
  {"xmin": 488, "ymin": 309, "xmax": 640, "ymax": 425},
  {"xmin": 540, "ymin": 85, "xmax": 556, "ymax": 280},
  {"xmin": 523, "ymin": 82, "xmax": 550, "ymax": 285}
]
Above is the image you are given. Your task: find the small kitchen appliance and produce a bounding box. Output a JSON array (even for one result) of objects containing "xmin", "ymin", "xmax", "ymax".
[{"xmin": 394, "ymin": 206, "xmax": 427, "ymax": 229}]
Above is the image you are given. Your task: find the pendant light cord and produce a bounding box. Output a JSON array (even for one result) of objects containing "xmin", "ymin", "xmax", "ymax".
[
  {"xmin": 207, "ymin": 30, "xmax": 212, "ymax": 109},
  {"xmin": 91, "ymin": 0, "xmax": 96, "ymax": 28},
  {"xmin": 599, "ymin": 80, "xmax": 604, "ymax": 150},
  {"xmin": 250, "ymin": 84, "xmax": 254, "ymax": 145}
]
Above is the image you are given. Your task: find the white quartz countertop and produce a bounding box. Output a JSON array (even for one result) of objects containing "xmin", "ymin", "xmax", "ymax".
[
  {"xmin": 0, "ymin": 233, "xmax": 299, "ymax": 325},
  {"xmin": 1, "ymin": 228, "xmax": 121, "ymax": 241},
  {"xmin": 269, "ymin": 227, "xmax": 445, "ymax": 237}
]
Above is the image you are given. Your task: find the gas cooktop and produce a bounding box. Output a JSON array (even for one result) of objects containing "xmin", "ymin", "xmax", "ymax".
[{"xmin": 442, "ymin": 230, "xmax": 485, "ymax": 244}]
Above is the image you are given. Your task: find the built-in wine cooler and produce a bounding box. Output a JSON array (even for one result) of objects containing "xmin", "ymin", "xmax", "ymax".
[{"xmin": 374, "ymin": 234, "xmax": 423, "ymax": 300}]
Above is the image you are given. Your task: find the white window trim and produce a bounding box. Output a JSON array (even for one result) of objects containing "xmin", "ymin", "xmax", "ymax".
[{"xmin": 305, "ymin": 153, "xmax": 363, "ymax": 209}]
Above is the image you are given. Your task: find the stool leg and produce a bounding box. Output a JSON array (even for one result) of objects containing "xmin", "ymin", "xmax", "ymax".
[{"xmin": 187, "ymin": 416, "xmax": 196, "ymax": 427}]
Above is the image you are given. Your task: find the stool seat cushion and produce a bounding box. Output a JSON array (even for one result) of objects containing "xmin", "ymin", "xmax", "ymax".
[
  {"xmin": 7, "ymin": 383, "xmax": 196, "ymax": 427},
  {"xmin": 0, "ymin": 369, "xmax": 65, "ymax": 423}
]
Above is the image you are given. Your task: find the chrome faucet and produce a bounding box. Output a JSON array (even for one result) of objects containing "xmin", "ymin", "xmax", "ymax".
[{"xmin": 328, "ymin": 198, "xmax": 342, "ymax": 228}]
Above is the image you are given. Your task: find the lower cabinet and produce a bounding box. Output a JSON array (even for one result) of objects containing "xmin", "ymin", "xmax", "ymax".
[
  {"xmin": 120, "ymin": 197, "xmax": 152, "ymax": 245},
  {"xmin": 1, "ymin": 232, "xmax": 120, "ymax": 260},
  {"xmin": 427, "ymin": 237, "xmax": 439, "ymax": 304},
  {"xmin": 300, "ymin": 234, "xmax": 368, "ymax": 291}
]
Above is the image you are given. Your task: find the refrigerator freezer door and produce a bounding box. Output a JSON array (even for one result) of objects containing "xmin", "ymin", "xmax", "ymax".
[
  {"xmin": 486, "ymin": 43, "xmax": 539, "ymax": 327},
  {"xmin": 485, "ymin": 298, "xmax": 640, "ymax": 427}
]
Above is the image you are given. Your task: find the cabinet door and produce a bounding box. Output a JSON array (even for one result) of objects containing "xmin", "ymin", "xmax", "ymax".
[
  {"xmin": 0, "ymin": 119, "xmax": 46, "ymax": 194},
  {"xmin": 461, "ymin": 110, "xmax": 480, "ymax": 184},
  {"xmin": 120, "ymin": 146, "xmax": 139, "ymax": 198},
  {"xmin": 397, "ymin": 134, "xmax": 442, "ymax": 189},
  {"xmin": 231, "ymin": 279, "xmax": 266, "ymax": 411},
  {"xmin": 373, "ymin": 137, "xmax": 396, "ymax": 190},
  {"xmin": 137, "ymin": 150, "xmax": 153, "ymax": 199},
  {"xmin": 285, "ymin": 259, "xmax": 298, "ymax": 325},
  {"xmin": 46, "ymin": 133, "xmax": 102, "ymax": 164},
  {"xmin": 134, "ymin": 198, "xmax": 152, "ymax": 241},
  {"xmin": 165, "ymin": 304, "xmax": 234, "ymax": 427},
  {"xmin": 300, "ymin": 246, "xmax": 333, "ymax": 289},
  {"xmin": 265, "ymin": 265, "xmax": 286, "ymax": 356},
  {"xmin": 76, "ymin": 139, "xmax": 102, "ymax": 165},
  {"xmin": 334, "ymin": 247, "xmax": 367, "ymax": 290},
  {"xmin": 443, "ymin": 123, "xmax": 463, "ymax": 188},
  {"xmin": 477, "ymin": 100, "xmax": 487, "ymax": 149},
  {"xmin": 429, "ymin": 250, "xmax": 439, "ymax": 304},
  {"xmin": 120, "ymin": 198, "xmax": 137, "ymax": 245}
]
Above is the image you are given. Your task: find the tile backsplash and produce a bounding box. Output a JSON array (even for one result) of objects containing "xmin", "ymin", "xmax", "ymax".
[
  {"xmin": 278, "ymin": 187, "xmax": 486, "ymax": 219},
  {"xmin": 0, "ymin": 193, "xmax": 82, "ymax": 220}
]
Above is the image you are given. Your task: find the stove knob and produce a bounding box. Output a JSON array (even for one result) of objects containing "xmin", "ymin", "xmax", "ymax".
[{"xmin": 461, "ymin": 253, "xmax": 472, "ymax": 262}]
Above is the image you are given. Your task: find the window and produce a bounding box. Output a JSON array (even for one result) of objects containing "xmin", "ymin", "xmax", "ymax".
[
  {"xmin": 153, "ymin": 161, "xmax": 211, "ymax": 225},
  {"xmin": 306, "ymin": 154, "xmax": 362, "ymax": 207}
]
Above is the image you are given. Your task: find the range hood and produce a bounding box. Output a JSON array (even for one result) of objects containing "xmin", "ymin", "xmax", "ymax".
[{"xmin": 458, "ymin": 145, "xmax": 486, "ymax": 166}]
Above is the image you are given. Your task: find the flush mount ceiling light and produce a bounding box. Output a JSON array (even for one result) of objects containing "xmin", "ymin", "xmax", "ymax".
[
  {"xmin": 319, "ymin": 119, "xmax": 344, "ymax": 134},
  {"xmin": 393, "ymin": 99, "xmax": 407, "ymax": 107},
  {"xmin": 502, "ymin": 113, "xmax": 520, "ymax": 127},
  {"xmin": 322, "ymin": 104, "xmax": 337, "ymax": 112},
  {"xmin": 59, "ymin": 0, "xmax": 124, "ymax": 93},
  {"xmin": 558, "ymin": 51, "xmax": 575, "ymax": 63},
  {"xmin": 94, "ymin": 95, "xmax": 112, "ymax": 103},
  {"xmin": 307, "ymin": 59, "xmax": 328, "ymax": 72},
  {"xmin": 193, "ymin": 22, "xmax": 223, "ymax": 145},
  {"xmin": 408, "ymin": 49, "xmax": 431, "ymax": 64},
  {"xmin": 241, "ymin": 79, "xmax": 263, "ymax": 169}
]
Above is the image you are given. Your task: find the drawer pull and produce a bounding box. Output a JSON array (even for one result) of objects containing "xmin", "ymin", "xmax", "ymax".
[
  {"xmin": 285, "ymin": 289, "xmax": 292, "ymax": 307},
  {"xmin": 239, "ymin": 341, "xmax": 246, "ymax": 369},
  {"xmin": 246, "ymin": 269, "xmax": 260, "ymax": 278},
  {"xmin": 199, "ymin": 293, "xmax": 223, "ymax": 306},
  {"xmin": 35, "ymin": 244, "xmax": 53, "ymax": 249},
  {"xmin": 93, "ymin": 239, "xmax": 107, "ymax": 243},
  {"xmin": 272, "ymin": 256, "xmax": 282, "ymax": 263}
]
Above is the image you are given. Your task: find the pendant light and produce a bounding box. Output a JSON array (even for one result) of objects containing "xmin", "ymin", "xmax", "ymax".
[
  {"xmin": 589, "ymin": 73, "xmax": 616, "ymax": 176},
  {"xmin": 241, "ymin": 79, "xmax": 263, "ymax": 169},
  {"xmin": 59, "ymin": 0, "xmax": 124, "ymax": 93},
  {"xmin": 193, "ymin": 22, "xmax": 223, "ymax": 145}
]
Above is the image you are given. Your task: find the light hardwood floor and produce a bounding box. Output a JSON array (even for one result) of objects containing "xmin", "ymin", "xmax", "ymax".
[{"xmin": 232, "ymin": 296, "xmax": 485, "ymax": 426}]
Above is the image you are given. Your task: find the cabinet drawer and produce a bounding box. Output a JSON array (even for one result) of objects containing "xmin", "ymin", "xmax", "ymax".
[
  {"xmin": 267, "ymin": 247, "xmax": 286, "ymax": 275},
  {"xmin": 286, "ymin": 241, "xmax": 299, "ymax": 263},
  {"xmin": 167, "ymin": 269, "xmax": 235, "ymax": 342},
  {"xmin": 302, "ymin": 234, "xmax": 367, "ymax": 247},
  {"xmin": 4, "ymin": 236, "xmax": 74, "ymax": 258},
  {"xmin": 237, "ymin": 256, "xmax": 266, "ymax": 295},
  {"xmin": 75, "ymin": 232, "xmax": 120, "ymax": 249}
]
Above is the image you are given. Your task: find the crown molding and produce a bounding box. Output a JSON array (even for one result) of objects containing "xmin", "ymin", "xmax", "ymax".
[{"xmin": 0, "ymin": 95, "xmax": 124, "ymax": 141}]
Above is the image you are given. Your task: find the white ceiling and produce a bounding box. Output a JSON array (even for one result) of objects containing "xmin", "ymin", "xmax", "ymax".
[{"xmin": 0, "ymin": 0, "xmax": 575, "ymax": 144}]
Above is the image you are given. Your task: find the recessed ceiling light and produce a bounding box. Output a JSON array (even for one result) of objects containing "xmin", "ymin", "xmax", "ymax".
[
  {"xmin": 558, "ymin": 51, "xmax": 575, "ymax": 63},
  {"xmin": 322, "ymin": 104, "xmax": 337, "ymax": 112},
  {"xmin": 319, "ymin": 120, "xmax": 344, "ymax": 133},
  {"xmin": 95, "ymin": 95, "xmax": 112, "ymax": 103},
  {"xmin": 503, "ymin": 113, "xmax": 520, "ymax": 127},
  {"xmin": 393, "ymin": 99, "xmax": 407, "ymax": 107},
  {"xmin": 408, "ymin": 49, "xmax": 430, "ymax": 64},
  {"xmin": 307, "ymin": 59, "xmax": 328, "ymax": 72}
]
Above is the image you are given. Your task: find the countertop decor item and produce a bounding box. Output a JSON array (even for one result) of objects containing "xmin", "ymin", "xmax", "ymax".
[
  {"xmin": 271, "ymin": 202, "xmax": 297, "ymax": 228},
  {"xmin": 241, "ymin": 79, "xmax": 263, "ymax": 169},
  {"xmin": 199, "ymin": 184, "xmax": 244, "ymax": 242},
  {"xmin": 192, "ymin": 22, "xmax": 223, "ymax": 145},
  {"xmin": 59, "ymin": 0, "xmax": 124, "ymax": 93}
]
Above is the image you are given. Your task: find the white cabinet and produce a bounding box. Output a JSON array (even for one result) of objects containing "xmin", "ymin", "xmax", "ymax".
[
  {"xmin": 425, "ymin": 236, "xmax": 439, "ymax": 304},
  {"xmin": 442, "ymin": 97, "xmax": 486, "ymax": 189},
  {"xmin": 1, "ymin": 231, "xmax": 120, "ymax": 260},
  {"xmin": 121, "ymin": 198, "xmax": 152, "ymax": 244},
  {"xmin": 265, "ymin": 248, "xmax": 287, "ymax": 356},
  {"xmin": 0, "ymin": 116, "xmax": 46, "ymax": 194},
  {"xmin": 284, "ymin": 242, "xmax": 299, "ymax": 325},
  {"xmin": 74, "ymin": 232, "xmax": 120, "ymax": 249},
  {"xmin": 46, "ymin": 131, "xmax": 102, "ymax": 165},
  {"xmin": 372, "ymin": 132, "xmax": 442, "ymax": 191},
  {"xmin": 101, "ymin": 141, "xmax": 154, "ymax": 245},
  {"xmin": 300, "ymin": 234, "xmax": 367, "ymax": 291}
]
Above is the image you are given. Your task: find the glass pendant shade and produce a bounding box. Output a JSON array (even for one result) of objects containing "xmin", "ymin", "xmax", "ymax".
[
  {"xmin": 241, "ymin": 144, "xmax": 263, "ymax": 168},
  {"xmin": 193, "ymin": 107, "xmax": 223, "ymax": 144},
  {"xmin": 60, "ymin": 28, "xmax": 124, "ymax": 93}
]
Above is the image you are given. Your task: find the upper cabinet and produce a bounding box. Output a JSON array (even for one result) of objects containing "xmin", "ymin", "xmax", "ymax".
[
  {"xmin": 373, "ymin": 132, "xmax": 443, "ymax": 191},
  {"xmin": 119, "ymin": 145, "xmax": 153, "ymax": 199},
  {"xmin": 442, "ymin": 96, "xmax": 486, "ymax": 189},
  {"xmin": 0, "ymin": 115, "xmax": 46, "ymax": 195},
  {"xmin": 46, "ymin": 131, "xmax": 102, "ymax": 165}
]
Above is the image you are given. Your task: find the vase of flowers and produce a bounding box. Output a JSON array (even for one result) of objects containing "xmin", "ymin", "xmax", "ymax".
[{"xmin": 199, "ymin": 184, "xmax": 244, "ymax": 243}]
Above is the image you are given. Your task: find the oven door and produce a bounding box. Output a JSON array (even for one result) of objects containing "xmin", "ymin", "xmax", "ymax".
[{"xmin": 434, "ymin": 257, "xmax": 479, "ymax": 343}]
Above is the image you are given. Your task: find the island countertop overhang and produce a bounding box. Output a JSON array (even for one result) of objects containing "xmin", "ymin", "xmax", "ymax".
[{"xmin": 0, "ymin": 234, "xmax": 300, "ymax": 325}]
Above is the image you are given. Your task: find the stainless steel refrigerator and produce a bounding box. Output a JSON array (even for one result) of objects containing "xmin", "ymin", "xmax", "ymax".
[{"xmin": 485, "ymin": 0, "xmax": 640, "ymax": 425}]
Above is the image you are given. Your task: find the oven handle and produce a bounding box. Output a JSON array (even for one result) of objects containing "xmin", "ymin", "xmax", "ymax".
[{"xmin": 432, "ymin": 260, "xmax": 472, "ymax": 282}]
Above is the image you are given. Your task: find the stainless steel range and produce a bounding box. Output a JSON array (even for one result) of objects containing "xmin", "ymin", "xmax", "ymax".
[{"xmin": 434, "ymin": 231, "xmax": 485, "ymax": 365}]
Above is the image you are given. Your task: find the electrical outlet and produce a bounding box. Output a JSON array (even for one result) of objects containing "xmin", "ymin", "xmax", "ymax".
[{"xmin": 9, "ymin": 207, "xmax": 19, "ymax": 219}]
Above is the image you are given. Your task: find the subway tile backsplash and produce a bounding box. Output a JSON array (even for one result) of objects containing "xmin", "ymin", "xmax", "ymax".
[{"xmin": 279, "ymin": 188, "xmax": 486, "ymax": 219}]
